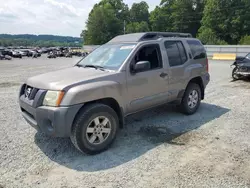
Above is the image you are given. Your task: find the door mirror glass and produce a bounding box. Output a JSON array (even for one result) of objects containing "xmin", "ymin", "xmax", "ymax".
[{"xmin": 133, "ymin": 61, "xmax": 151, "ymax": 73}]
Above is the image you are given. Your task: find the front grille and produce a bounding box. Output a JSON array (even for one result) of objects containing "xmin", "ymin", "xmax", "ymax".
[
  {"xmin": 23, "ymin": 85, "xmax": 39, "ymax": 100},
  {"xmin": 239, "ymin": 67, "xmax": 249, "ymax": 72},
  {"xmin": 21, "ymin": 107, "xmax": 35, "ymax": 120}
]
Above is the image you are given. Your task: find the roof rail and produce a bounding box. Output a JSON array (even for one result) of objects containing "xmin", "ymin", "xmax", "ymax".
[
  {"xmin": 107, "ymin": 32, "xmax": 193, "ymax": 44},
  {"xmin": 139, "ymin": 32, "xmax": 192, "ymax": 41}
]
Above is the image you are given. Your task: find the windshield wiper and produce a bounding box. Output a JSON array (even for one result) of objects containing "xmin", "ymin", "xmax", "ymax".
[
  {"xmin": 83, "ymin": 64, "xmax": 105, "ymax": 71},
  {"xmin": 76, "ymin": 64, "xmax": 84, "ymax": 67}
]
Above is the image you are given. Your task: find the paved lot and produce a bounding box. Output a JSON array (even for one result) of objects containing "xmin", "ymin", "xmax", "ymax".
[{"xmin": 0, "ymin": 56, "xmax": 250, "ymax": 188}]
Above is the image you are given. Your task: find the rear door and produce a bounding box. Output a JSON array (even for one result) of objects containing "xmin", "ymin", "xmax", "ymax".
[{"xmin": 163, "ymin": 40, "xmax": 190, "ymax": 100}]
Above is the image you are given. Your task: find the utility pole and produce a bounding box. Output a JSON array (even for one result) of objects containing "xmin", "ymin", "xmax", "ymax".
[{"xmin": 124, "ymin": 20, "xmax": 126, "ymax": 34}]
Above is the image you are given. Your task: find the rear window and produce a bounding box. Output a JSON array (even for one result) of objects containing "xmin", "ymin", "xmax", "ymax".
[
  {"xmin": 164, "ymin": 41, "xmax": 187, "ymax": 67},
  {"xmin": 187, "ymin": 40, "xmax": 206, "ymax": 59}
]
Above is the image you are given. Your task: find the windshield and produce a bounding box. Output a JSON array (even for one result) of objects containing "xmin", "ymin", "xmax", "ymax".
[
  {"xmin": 77, "ymin": 43, "xmax": 136, "ymax": 70},
  {"xmin": 246, "ymin": 53, "xmax": 250, "ymax": 59}
]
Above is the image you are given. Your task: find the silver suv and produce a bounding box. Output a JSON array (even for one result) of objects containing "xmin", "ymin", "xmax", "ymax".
[{"xmin": 19, "ymin": 32, "xmax": 210, "ymax": 155}]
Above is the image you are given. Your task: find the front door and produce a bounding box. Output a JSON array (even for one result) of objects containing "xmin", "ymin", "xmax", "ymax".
[{"xmin": 126, "ymin": 43, "xmax": 170, "ymax": 114}]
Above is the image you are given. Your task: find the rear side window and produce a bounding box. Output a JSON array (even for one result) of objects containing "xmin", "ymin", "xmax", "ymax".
[
  {"xmin": 177, "ymin": 42, "xmax": 187, "ymax": 63},
  {"xmin": 164, "ymin": 41, "xmax": 187, "ymax": 67},
  {"xmin": 187, "ymin": 40, "xmax": 206, "ymax": 59}
]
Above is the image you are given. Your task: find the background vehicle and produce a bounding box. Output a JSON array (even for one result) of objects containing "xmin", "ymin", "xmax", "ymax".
[
  {"xmin": 231, "ymin": 53, "xmax": 250, "ymax": 80},
  {"xmin": 0, "ymin": 53, "xmax": 5, "ymax": 60},
  {"xmin": 11, "ymin": 50, "xmax": 22, "ymax": 58},
  {"xmin": 65, "ymin": 52, "xmax": 72, "ymax": 58},
  {"xmin": 47, "ymin": 51, "xmax": 57, "ymax": 58},
  {"xmin": 19, "ymin": 50, "xmax": 28, "ymax": 57},
  {"xmin": 0, "ymin": 52, "xmax": 12, "ymax": 60},
  {"xmin": 19, "ymin": 32, "xmax": 210, "ymax": 155},
  {"xmin": 1, "ymin": 50, "xmax": 13, "ymax": 56}
]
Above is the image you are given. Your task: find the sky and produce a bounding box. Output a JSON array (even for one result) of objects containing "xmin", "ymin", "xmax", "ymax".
[{"xmin": 0, "ymin": 0, "xmax": 161, "ymax": 37}]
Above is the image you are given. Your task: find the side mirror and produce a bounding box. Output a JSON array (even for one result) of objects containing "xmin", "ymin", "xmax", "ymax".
[{"xmin": 133, "ymin": 61, "xmax": 151, "ymax": 73}]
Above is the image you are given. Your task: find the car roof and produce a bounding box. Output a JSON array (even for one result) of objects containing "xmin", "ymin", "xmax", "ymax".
[{"xmin": 107, "ymin": 32, "xmax": 193, "ymax": 44}]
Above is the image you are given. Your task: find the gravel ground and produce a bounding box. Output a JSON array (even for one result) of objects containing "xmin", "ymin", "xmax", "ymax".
[{"xmin": 0, "ymin": 56, "xmax": 250, "ymax": 188}]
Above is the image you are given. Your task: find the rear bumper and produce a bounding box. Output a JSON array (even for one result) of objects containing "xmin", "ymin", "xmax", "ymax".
[{"xmin": 19, "ymin": 98, "xmax": 83, "ymax": 137}]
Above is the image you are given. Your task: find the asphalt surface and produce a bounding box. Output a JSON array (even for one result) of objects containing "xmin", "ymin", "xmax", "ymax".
[{"xmin": 0, "ymin": 56, "xmax": 250, "ymax": 188}]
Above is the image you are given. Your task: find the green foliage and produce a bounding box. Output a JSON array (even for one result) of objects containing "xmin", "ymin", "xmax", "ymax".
[
  {"xmin": 149, "ymin": 3, "xmax": 174, "ymax": 32},
  {"xmin": 0, "ymin": 34, "xmax": 82, "ymax": 47},
  {"xmin": 126, "ymin": 1, "xmax": 150, "ymax": 33},
  {"xmin": 198, "ymin": 0, "xmax": 250, "ymax": 44},
  {"xmin": 197, "ymin": 28, "xmax": 227, "ymax": 45},
  {"xmin": 84, "ymin": 0, "xmax": 129, "ymax": 45},
  {"xmin": 170, "ymin": 0, "xmax": 204, "ymax": 37},
  {"xmin": 130, "ymin": 1, "xmax": 149, "ymax": 23},
  {"xmin": 126, "ymin": 21, "xmax": 150, "ymax": 33},
  {"xmin": 240, "ymin": 36, "xmax": 250, "ymax": 45},
  {"xmin": 83, "ymin": 0, "xmax": 250, "ymax": 45}
]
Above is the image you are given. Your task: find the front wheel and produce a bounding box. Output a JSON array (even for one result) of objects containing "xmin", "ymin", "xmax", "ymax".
[
  {"xmin": 232, "ymin": 67, "xmax": 243, "ymax": 80},
  {"xmin": 179, "ymin": 83, "xmax": 201, "ymax": 115},
  {"xmin": 70, "ymin": 103, "xmax": 119, "ymax": 155}
]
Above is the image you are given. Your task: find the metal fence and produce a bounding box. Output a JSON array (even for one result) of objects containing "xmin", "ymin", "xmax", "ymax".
[
  {"xmin": 204, "ymin": 45, "xmax": 250, "ymax": 57},
  {"xmin": 83, "ymin": 45, "xmax": 250, "ymax": 57},
  {"xmin": 83, "ymin": 45, "xmax": 100, "ymax": 52}
]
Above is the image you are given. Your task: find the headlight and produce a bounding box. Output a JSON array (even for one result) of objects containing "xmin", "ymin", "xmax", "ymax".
[{"xmin": 43, "ymin": 91, "xmax": 65, "ymax": 107}]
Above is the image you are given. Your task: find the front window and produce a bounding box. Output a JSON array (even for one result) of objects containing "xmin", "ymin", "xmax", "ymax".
[
  {"xmin": 246, "ymin": 53, "xmax": 250, "ymax": 59},
  {"xmin": 77, "ymin": 43, "xmax": 136, "ymax": 70}
]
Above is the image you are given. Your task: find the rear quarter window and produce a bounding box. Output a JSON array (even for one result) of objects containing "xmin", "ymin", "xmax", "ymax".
[{"xmin": 187, "ymin": 40, "xmax": 206, "ymax": 59}]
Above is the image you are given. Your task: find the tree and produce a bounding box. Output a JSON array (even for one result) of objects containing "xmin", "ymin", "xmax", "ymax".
[
  {"xmin": 240, "ymin": 35, "xmax": 250, "ymax": 45},
  {"xmin": 170, "ymin": 0, "xmax": 204, "ymax": 37},
  {"xmin": 149, "ymin": 0, "xmax": 175, "ymax": 32},
  {"xmin": 130, "ymin": 1, "xmax": 150, "ymax": 23},
  {"xmin": 84, "ymin": 0, "xmax": 129, "ymax": 45},
  {"xmin": 126, "ymin": 21, "xmax": 150, "ymax": 33},
  {"xmin": 198, "ymin": 28, "xmax": 227, "ymax": 44},
  {"xmin": 198, "ymin": 0, "xmax": 250, "ymax": 44}
]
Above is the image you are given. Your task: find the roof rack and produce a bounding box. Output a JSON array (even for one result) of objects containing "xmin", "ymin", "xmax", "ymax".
[
  {"xmin": 107, "ymin": 32, "xmax": 193, "ymax": 44},
  {"xmin": 140, "ymin": 32, "xmax": 192, "ymax": 41}
]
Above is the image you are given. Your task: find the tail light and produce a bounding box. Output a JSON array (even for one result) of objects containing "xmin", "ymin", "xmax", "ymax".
[{"xmin": 205, "ymin": 58, "xmax": 209, "ymax": 72}]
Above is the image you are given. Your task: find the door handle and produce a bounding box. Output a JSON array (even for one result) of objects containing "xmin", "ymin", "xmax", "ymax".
[{"xmin": 160, "ymin": 72, "xmax": 168, "ymax": 78}]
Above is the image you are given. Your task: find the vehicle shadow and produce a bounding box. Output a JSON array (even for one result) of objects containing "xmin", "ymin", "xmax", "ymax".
[{"xmin": 34, "ymin": 103, "xmax": 230, "ymax": 172}]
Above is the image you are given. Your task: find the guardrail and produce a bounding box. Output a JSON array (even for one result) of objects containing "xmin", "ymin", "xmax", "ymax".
[
  {"xmin": 204, "ymin": 45, "xmax": 250, "ymax": 59},
  {"xmin": 82, "ymin": 45, "xmax": 250, "ymax": 60}
]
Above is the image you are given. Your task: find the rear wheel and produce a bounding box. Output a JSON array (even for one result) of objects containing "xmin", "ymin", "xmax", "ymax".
[
  {"xmin": 179, "ymin": 83, "xmax": 201, "ymax": 115},
  {"xmin": 70, "ymin": 103, "xmax": 119, "ymax": 155}
]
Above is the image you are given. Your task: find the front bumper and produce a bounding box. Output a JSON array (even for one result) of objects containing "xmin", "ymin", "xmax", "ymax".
[
  {"xmin": 236, "ymin": 72, "xmax": 250, "ymax": 76},
  {"xmin": 19, "ymin": 97, "xmax": 83, "ymax": 137}
]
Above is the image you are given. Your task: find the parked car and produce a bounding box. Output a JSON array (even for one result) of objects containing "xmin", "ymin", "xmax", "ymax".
[
  {"xmin": 11, "ymin": 50, "xmax": 22, "ymax": 58},
  {"xmin": 65, "ymin": 52, "xmax": 72, "ymax": 58},
  {"xmin": 47, "ymin": 52, "xmax": 57, "ymax": 58},
  {"xmin": 18, "ymin": 32, "xmax": 210, "ymax": 155},
  {"xmin": 231, "ymin": 52, "xmax": 250, "ymax": 80},
  {"xmin": 0, "ymin": 53, "xmax": 12, "ymax": 60},
  {"xmin": 0, "ymin": 53, "xmax": 5, "ymax": 60},
  {"xmin": 19, "ymin": 50, "xmax": 28, "ymax": 57},
  {"xmin": 1, "ymin": 50, "xmax": 13, "ymax": 56}
]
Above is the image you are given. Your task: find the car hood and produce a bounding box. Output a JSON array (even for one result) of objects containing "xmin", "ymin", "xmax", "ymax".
[
  {"xmin": 26, "ymin": 66, "xmax": 117, "ymax": 90},
  {"xmin": 239, "ymin": 62, "xmax": 250, "ymax": 67}
]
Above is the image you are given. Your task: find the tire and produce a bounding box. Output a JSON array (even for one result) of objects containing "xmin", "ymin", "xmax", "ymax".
[
  {"xmin": 70, "ymin": 103, "xmax": 119, "ymax": 155},
  {"xmin": 179, "ymin": 83, "xmax": 201, "ymax": 115},
  {"xmin": 232, "ymin": 67, "xmax": 243, "ymax": 80}
]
